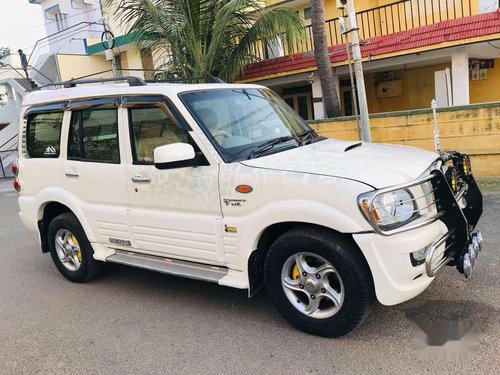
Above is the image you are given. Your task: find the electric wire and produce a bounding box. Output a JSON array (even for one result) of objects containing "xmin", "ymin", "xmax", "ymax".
[
  {"xmin": 0, "ymin": 7, "xmax": 99, "ymax": 40},
  {"xmin": 487, "ymin": 41, "xmax": 500, "ymax": 50}
]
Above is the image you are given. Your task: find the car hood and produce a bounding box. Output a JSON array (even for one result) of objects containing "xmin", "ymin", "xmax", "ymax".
[{"xmin": 240, "ymin": 139, "xmax": 438, "ymax": 188}]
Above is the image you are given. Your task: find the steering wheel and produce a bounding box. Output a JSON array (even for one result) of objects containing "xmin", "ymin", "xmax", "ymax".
[{"xmin": 213, "ymin": 130, "xmax": 232, "ymax": 144}]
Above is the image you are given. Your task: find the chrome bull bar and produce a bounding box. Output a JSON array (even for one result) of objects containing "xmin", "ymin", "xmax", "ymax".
[{"xmin": 425, "ymin": 229, "xmax": 483, "ymax": 278}]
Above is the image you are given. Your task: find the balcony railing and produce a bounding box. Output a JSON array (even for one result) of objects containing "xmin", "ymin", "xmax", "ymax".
[{"xmin": 254, "ymin": 0, "xmax": 474, "ymax": 61}]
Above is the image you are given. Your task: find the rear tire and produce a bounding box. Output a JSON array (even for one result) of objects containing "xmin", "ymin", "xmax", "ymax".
[
  {"xmin": 47, "ymin": 212, "xmax": 105, "ymax": 282},
  {"xmin": 264, "ymin": 226, "xmax": 374, "ymax": 337}
]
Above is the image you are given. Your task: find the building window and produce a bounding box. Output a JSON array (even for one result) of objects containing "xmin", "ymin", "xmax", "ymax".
[
  {"xmin": 304, "ymin": 7, "xmax": 312, "ymax": 20},
  {"xmin": 113, "ymin": 55, "xmax": 123, "ymax": 77},
  {"xmin": 55, "ymin": 12, "xmax": 67, "ymax": 31},
  {"xmin": 26, "ymin": 112, "xmax": 64, "ymax": 158},
  {"xmin": 46, "ymin": 6, "xmax": 68, "ymax": 32}
]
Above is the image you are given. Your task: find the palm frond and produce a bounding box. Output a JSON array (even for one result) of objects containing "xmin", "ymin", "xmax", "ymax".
[{"xmin": 109, "ymin": 0, "xmax": 305, "ymax": 81}]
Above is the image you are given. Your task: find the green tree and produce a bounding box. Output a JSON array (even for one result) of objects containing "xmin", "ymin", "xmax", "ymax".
[
  {"xmin": 0, "ymin": 47, "xmax": 10, "ymax": 105},
  {"xmin": 112, "ymin": 0, "xmax": 304, "ymax": 82},
  {"xmin": 0, "ymin": 47, "xmax": 10, "ymax": 62}
]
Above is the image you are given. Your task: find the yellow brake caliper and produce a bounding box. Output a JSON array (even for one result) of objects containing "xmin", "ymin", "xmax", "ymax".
[
  {"xmin": 291, "ymin": 263, "xmax": 300, "ymax": 280},
  {"xmin": 71, "ymin": 235, "xmax": 82, "ymax": 262}
]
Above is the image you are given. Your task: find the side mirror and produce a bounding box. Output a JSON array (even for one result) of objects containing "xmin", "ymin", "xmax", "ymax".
[{"xmin": 154, "ymin": 143, "xmax": 196, "ymax": 170}]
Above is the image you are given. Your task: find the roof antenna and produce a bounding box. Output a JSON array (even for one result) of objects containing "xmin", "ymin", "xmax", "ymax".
[{"xmin": 431, "ymin": 99, "xmax": 442, "ymax": 154}]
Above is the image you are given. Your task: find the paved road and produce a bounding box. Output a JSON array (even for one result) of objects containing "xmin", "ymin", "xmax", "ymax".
[{"xmin": 0, "ymin": 181, "xmax": 499, "ymax": 374}]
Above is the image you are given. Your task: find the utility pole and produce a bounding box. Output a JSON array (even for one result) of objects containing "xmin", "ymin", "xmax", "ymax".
[
  {"xmin": 99, "ymin": 0, "xmax": 117, "ymax": 77},
  {"xmin": 339, "ymin": 0, "xmax": 371, "ymax": 142},
  {"xmin": 342, "ymin": 33, "xmax": 361, "ymax": 139}
]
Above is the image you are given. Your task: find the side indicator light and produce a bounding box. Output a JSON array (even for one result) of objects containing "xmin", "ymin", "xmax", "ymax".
[
  {"xmin": 361, "ymin": 199, "xmax": 380, "ymax": 222},
  {"xmin": 235, "ymin": 185, "xmax": 253, "ymax": 194}
]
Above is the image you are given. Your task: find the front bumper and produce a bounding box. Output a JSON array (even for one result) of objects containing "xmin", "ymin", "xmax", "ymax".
[
  {"xmin": 354, "ymin": 152, "xmax": 484, "ymax": 306},
  {"xmin": 353, "ymin": 220, "xmax": 448, "ymax": 305}
]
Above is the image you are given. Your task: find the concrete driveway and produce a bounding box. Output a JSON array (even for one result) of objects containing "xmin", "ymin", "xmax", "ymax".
[{"xmin": 0, "ymin": 180, "xmax": 499, "ymax": 374}]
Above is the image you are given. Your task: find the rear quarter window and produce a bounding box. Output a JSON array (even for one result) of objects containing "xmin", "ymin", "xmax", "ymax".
[{"xmin": 26, "ymin": 112, "xmax": 64, "ymax": 158}]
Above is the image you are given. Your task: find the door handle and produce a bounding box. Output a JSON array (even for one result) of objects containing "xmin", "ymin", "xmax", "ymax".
[
  {"xmin": 131, "ymin": 175, "xmax": 151, "ymax": 183},
  {"xmin": 65, "ymin": 170, "xmax": 80, "ymax": 177}
]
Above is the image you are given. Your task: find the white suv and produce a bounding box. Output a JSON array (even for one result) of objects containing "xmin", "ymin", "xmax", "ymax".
[{"xmin": 15, "ymin": 77, "xmax": 484, "ymax": 337}]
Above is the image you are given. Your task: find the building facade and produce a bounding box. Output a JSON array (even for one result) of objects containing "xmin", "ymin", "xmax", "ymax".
[
  {"xmin": 24, "ymin": 0, "xmax": 500, "ymax": 120},
  {"xmin": 240, "ymin": 0, "xmax": 500, "ymax": 120},
  {"xmin": 27, "ymin": 0, "xmax": 152, "ymax": 84}
]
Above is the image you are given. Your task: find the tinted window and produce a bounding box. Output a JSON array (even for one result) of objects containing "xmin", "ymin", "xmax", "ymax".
[
  {"xmin": 68, "ymin": 108, "xmax": 120, "ymax": 163},
  {"xmin": 129, "ymin": 106, "xmax": 187, "ymax": 164},
  {"xmin": 26, "ymin": 112, "xmax": 63, "ymax": 158}
]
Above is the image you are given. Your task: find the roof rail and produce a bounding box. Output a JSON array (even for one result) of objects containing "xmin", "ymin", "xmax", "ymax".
[
  {"xmin": 35, "ymin": 76, "xmax": 147, "ymax": 90},
  {"xmin": 146, "ymin": 75, "xmax": 225, "ymax": 84}
]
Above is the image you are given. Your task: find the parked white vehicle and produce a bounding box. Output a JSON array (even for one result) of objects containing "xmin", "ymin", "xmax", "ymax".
[{"xmin": 14, "ymin": 77, "xmax": 484, "ymax": 337}]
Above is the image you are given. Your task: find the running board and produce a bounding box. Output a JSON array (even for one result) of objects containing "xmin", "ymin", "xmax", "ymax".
[{"xmin": 106, "ymin": 250, "xmax": 228, "ymax": 283}]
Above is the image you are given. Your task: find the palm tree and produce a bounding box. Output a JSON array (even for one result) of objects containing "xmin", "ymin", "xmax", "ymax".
[
  {"xmin": 112, "ymin": 0, "xmax": 304, "ymax": 82},
  {"xmin": 310, "ymin": 0, "xmax": 340, "ymax": 117}
]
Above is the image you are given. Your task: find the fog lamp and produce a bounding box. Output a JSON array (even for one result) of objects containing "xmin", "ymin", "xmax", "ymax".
[
  {"xmin": 446, "ymin": 167, "xmax": 458, "ymax": 192},
  {"xmin": 410, "ymin": 247, "xmax": 427, "ymax": 266},
  {"xmin": 459, "ymin": 154, "xmax": 472, "ymax": 176}
]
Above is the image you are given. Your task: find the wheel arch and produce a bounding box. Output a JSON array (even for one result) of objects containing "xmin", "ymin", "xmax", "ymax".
[
  {"xmin": 38, "ymin": 201, "xmax": 73, "ymax": 253},
  {"xmin": 248, "ymin": 222, "xmax": 374, "ymax": 298},
  {"xmin": 36, "ymin": 197, "xmax": 94, "ymax": 254}
]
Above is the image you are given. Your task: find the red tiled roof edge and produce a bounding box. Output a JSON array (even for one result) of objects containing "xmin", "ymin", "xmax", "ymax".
[{"xmin": 241, "ymin": 9, "xmax": 500, "ymax": 80}]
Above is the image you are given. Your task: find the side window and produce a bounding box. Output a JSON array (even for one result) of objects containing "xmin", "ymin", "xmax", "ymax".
[
  {"xmin": 129, "ymin": 106, "xmax": 188, "ymax": 164},
  {"xmin": 26, "ymin": 112, "xmax": 63, "ymax": 158},
  {"xmin": 68, "ymin": 108, "xmax": 120, "ymax": 163}
]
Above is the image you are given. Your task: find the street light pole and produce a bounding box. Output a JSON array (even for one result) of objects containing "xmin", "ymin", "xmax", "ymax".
[{"xmin": 345, "ymin": 0, "xmax": 371, "ymax": 142}]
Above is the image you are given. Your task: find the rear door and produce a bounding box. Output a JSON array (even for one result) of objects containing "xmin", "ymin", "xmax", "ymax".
[
  {"xmin": 21, "ymin": 105, "xmax": 65, "ymax": 199},
  {"xmin": 62, "ymin": 100, "xmax": 130, "ymax": 247},
  {"xmin": 122, "ymin": 98, "xmax": 224, "ymax": 264}
]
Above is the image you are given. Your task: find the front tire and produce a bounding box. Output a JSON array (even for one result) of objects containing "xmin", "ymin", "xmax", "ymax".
[
  {"xmin": 47, "ymin": 212, "xmax": 104, "ymax": 282},
  {"xmin": 264, "ymin": 226, "xmax": 374, "ymax": 337}
]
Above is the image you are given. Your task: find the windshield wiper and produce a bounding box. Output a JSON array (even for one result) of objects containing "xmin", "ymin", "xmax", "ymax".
[
  {"xmin": 298, "ymin": 129, "xmax": 317, "ymax": 145},
  {"xmin": 248, "ymin": 136, "xmax": 297, "ymax": 159}
]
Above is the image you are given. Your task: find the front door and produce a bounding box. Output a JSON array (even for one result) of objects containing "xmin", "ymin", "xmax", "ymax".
[{"xmin": 123, "ymin": 102, "xmax": 224, "ymax": 264}]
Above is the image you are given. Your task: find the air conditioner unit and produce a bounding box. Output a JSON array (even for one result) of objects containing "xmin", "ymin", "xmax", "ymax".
[{"xmin": 376, "ymin": 80, "xmax": 402, "ymax": 98}]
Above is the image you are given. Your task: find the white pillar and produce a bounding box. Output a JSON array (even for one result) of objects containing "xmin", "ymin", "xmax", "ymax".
[
  {"xmin": 311, "ymin": 78, "xmax": 324, "ymax": 119},
  {"xmin": 311, "ymin": 73, "xmax": 339, "ymax": 119},
  {"xmin": 451, "ymin": 51, "xmax": 470, "ymax": 106}
]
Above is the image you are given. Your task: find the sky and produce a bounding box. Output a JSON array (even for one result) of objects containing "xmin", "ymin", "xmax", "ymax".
[{"xmin": 0, "ymin": 0, "xmax": 48, "ymax": 55}]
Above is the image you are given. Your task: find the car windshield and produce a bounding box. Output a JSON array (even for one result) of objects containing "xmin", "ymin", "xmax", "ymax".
[{"xmin": 179, "ymin": 88, "xmax": 322, "ymax": 162}]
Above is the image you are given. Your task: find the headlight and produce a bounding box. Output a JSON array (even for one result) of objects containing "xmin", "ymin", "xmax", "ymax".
[{"xmin": 358, "ymin": 188, "xmax": 418, "ymax": 230}]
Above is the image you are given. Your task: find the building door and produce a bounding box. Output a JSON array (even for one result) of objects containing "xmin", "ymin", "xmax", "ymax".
[
  {"xmin": 282, "ymin": 85, "xmax": 314, "ymax": 120},
  {"xmin": 123, "ymin": 101, "xmax": 224, "ymax": 265},
  {"xmin": 341, "ymin": 88, "xmax": 354, "ymax": 116}
]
